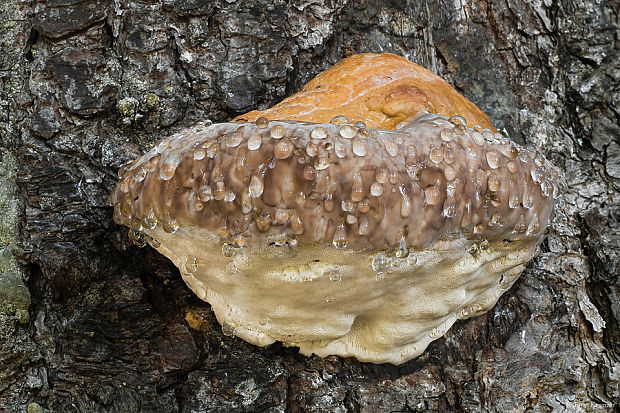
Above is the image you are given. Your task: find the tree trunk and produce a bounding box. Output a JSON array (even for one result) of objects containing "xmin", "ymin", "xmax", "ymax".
[{"xmin": 1, "ymin": 0, "xmax": 618, "ymax": 411}]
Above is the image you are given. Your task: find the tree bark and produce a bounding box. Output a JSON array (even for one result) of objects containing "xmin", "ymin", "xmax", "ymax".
[{"xmin": 1, "ymin": 0, "xmax": 618, "ymax": 411}]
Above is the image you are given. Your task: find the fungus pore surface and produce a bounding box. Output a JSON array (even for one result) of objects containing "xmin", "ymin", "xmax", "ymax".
[{"xmin": 111, "ymin": 53, "xmax": 560, "ymax": 365}]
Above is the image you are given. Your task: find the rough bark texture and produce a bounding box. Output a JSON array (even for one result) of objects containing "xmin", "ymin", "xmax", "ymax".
[{"xmin": 1, "ymin": 0, "xmax": 618, "ymax": 411}]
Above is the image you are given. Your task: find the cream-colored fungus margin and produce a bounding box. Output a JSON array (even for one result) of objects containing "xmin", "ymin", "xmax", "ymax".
[{"xmin": 150, "ymin": 224, "xmax": 534, "ymax": 365}]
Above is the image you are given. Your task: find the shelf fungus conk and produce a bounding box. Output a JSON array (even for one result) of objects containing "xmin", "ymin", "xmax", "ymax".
[{"xmin": 111, "ymin": 53, "xmax": 560, "ymax": 365}]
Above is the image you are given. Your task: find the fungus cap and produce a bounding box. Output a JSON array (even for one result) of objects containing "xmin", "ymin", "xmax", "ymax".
[
  {"xmin": 111, "ymin": 54, "xmax": 560, "ymax": 365},
  {"xmin": 234, "ymin": 53, "xmax": 496, "ymax": 131}
]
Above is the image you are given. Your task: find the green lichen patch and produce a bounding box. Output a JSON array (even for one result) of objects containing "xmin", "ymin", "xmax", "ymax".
[
  {"xmin": 0, "ymin": 271, "xmax": 30, "ymax": 325},
  {"xmin": 0, "ymin": 153, "xmax": 29, "ymax": 325}
]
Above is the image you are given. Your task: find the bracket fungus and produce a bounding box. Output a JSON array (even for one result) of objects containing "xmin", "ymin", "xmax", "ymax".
[{"xmin": 111, "ymin": 53, "xmax": 560, "ymax": 365}]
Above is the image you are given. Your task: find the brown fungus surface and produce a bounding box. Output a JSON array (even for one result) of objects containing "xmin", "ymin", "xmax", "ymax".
[{"xmin": 112, "ymin": 112, "xmax": 559, "ymax": 364}]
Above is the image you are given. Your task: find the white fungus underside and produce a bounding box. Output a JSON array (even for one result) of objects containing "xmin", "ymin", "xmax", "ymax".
[{"xmin": 147, "ymin": 225, "xmax": 535, "ymax": 365}]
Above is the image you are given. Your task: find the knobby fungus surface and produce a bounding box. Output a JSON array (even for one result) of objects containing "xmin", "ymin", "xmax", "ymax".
[
  {"xmin": 235, "ymin": 53, "xmax": 496, "ymax": 131},
  {"xmin": 111, "ymin": 54, "xmax": 560, "ymax": 364}
]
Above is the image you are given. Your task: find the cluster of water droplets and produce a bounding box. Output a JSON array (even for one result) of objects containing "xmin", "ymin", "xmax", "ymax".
[
  {"xmin": 112, "ymin": 109, "xmax": 563, "ymax": 290},
  {"xmin": 371, "ymin": 236, "xmax": 414, "ymax": 280}
]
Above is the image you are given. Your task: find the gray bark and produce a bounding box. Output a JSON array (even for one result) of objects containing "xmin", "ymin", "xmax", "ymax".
[{"xmin": 0, "ymin": 0, "xmax": 618, "ymax": 411}]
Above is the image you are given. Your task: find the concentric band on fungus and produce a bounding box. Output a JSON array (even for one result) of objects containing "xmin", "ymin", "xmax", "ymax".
[{"xmin": 111, "ymin": 54, "xmax": 560, "ymax": 365}]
